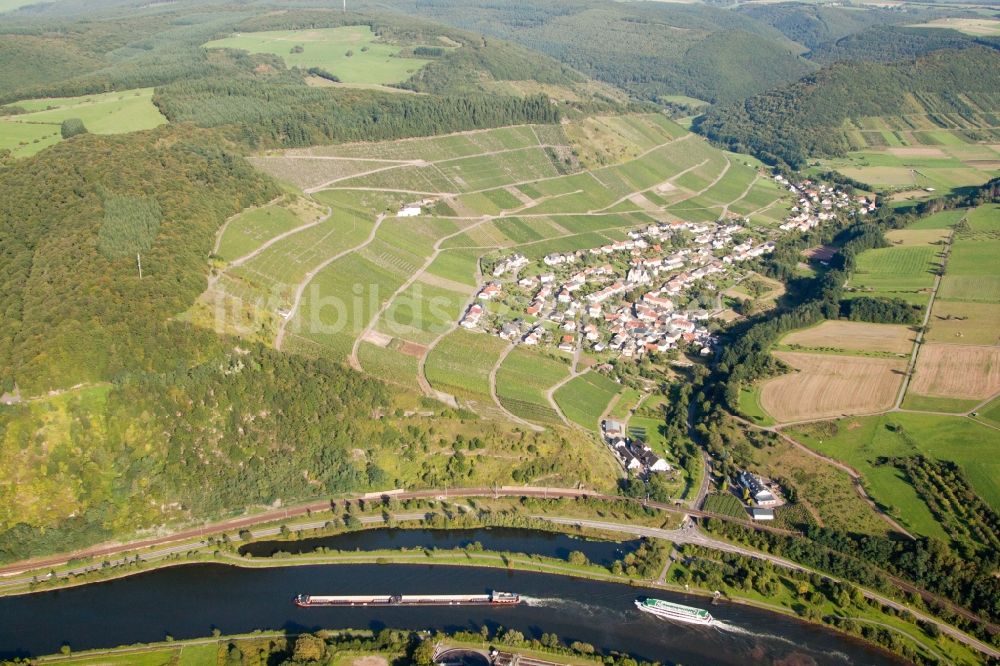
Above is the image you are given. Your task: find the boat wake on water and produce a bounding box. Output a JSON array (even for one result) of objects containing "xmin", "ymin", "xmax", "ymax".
[
  {"xmin": 520, "ymin": 596, "xmax": 622, "ymax": 619},
  {"xmin": 712, "ymin": 622, "xmax": 851, "ymax": 662}
]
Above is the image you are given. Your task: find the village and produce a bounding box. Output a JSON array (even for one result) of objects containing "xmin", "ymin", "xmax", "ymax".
[{"xmin": 454, "ymin": 178, "xmax": 870, "ymax": 367}]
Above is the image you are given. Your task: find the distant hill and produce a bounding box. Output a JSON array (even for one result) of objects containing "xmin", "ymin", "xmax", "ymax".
[
  {"xmin": 737, "ymin": 3, "xmax": 888, "ymax": 50},
  {"xmin": 382, "ymin": 0, "xmax": 818, "ymax": 104},
  {"xmin": 808, "ymin": 25, "xmax": 999, "ymax": 64},
  {"xmin": 696, "ymin": 46, "xmax": 1000, "ymax": 167}
]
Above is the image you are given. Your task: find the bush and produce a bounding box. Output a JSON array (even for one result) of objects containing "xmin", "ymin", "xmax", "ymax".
[{"xmin": 60, "ymin": 118, "xmax": 87, "ymax": 139}]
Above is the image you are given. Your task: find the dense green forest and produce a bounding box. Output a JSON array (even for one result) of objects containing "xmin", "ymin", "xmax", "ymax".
[
  {"xmin": 382, "ymin": 0, "xmax": 818, "ymax": 104},
  {"xmin": 807, "ymin": 25, "xmax": 994, "ymax": 64},
  {"xmin": 0, "ymin": 129, "xmax": 278, "ymax": 394},
  {"xmin": 154, "ymin": 63, "xmax": 560, "ymax": 148},
  {"xmin": 696, "ymin": 47, "xmax": 1000, "ymax": 167}
]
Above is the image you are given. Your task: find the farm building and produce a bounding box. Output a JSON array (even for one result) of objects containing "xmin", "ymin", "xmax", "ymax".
[
  {"xmin": 739, "ymin": 471, "xmax": 779, "ymax": 507},
  {"xmin": 751, "ymin": 508, "xmax": 775, "ymax": 521}
]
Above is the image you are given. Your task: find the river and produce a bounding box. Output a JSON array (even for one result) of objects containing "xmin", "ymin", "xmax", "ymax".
[
  {"xmin": 239, "ymin": 527, "xmax": 641, "ymax": 566},
  {"xmin": 0, "ymin": 530, "xmax": 907, "ymax": 665}
]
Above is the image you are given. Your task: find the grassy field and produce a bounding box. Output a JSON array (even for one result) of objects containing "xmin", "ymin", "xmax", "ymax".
[
  {"xmin": 748, "ymin": 435, "xmax": 891, "ymax": 536},
  {"xmin": 900, "ymin": 393, "xmax": 980, "ymax": 414},
  {"xmin": 0, "ymin": 88, "xmax": 166, "ymax": 158},
  {"xmin": 822, "ymin": 135, "xmax": 1000, "ymax": 202},
  {"xmin": 906, "ymin": 209, "xmax": 966, "ymax": 230},
  {"xmin": 788, "ymin": 412, "xmax": 1000, "ymax": 535},
  {"xmin": 203, "ymin": 26, "xmax": 433, "ymax": 84},
  {"xmin": 760, "ymin": 352, "xmax": 905, "ymax": 422},
  {"xmin": 553, "ymin": 371, "xmax": 621, "ymax": 430},
  {"xmin": 847, "ymin": 241, "xmax": 942, "ymax": 306},
  {"xmin": 909, "ymin": 17, "xmax": 1000, "ymax": 36},
  {"xmin": 925, "ymin": 301, "xmax": 1000, "ymax": 345},
  {"xmin": 737, "ymin": 385, "xmax": 776, "ymax": 426}
]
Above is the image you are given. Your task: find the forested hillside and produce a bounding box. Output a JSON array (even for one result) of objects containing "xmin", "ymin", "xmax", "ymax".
[
  {"xmin": 807, "ymin": 25, "xmax": 998, "ymax": 64},
  {"xmin": 381, "ymin": 0, "xmax": 817, "ymax": 104},
  {"xmin": 696, "ymin": 47, "xmax": 1000, "ymax": 167},
  {"xmin": 0, "ymin": 342, "xmax": 598, "ymax": 562},
  {"xmin": 154, "ymin": 63, "xmax": 560, "ymax": 149}
]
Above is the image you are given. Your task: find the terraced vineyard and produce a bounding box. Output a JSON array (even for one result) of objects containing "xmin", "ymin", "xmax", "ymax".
[{"xmin": 191, "ymin": 114, "xmax": 790, "ymax": 431}]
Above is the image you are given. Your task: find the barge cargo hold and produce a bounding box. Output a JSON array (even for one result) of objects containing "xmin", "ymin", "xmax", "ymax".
[{"xmin": 295, "ymin": 591, "xmax": 520, "ymax": 607}]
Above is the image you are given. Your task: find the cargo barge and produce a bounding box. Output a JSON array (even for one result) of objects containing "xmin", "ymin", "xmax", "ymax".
[{"xmin": 295, "ymin": 590, "xmax": 520, "ymax": 607}]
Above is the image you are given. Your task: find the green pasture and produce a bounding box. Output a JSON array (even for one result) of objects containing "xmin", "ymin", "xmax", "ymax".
[
  {"xmin": 937, "ymin": 233, "xmax": 1000, "ymax": 303},
  {"xmin": 0, "ymin": 120, "xmax": 59, "ymax": 158},
  {"xmin": 967, "ymin": 203, "xmax": 1000, "ymax": 232},
  {"xmin": 906, "ymin": 209, "xmax": 966, "ymax": 230},
  {"xmin": 738, "ymin": 385, "xmax": 775, "ymax": 426},
  {"xmin": 607, "ymin": 387, "xmax": 642, "ymax": 421},
  {"xmin": 553, "ymin": 371, "xmax": 621, "ymax": 430},
  {"xmin": 822, "ymin": 141, "xmax": 1000, "ymax": 198},
  {"xmin": 0, "ymin": 88, "xmax": 165, "ymax": 158},
  {"xmin": 789, "ymin": 412, "xmax": 1000, "ymax": 536},
  {"xmin": 847, "ymin": 244, "xmax": 940, "ymax": 305},
  {"xmin": 203, "ymin": 26, "xmax": 433, "ymax": 85},
  {"xmin": 900, "ymin": 394, "xmax": 979, "ymax": 413},
  {"xmin": 977, "ymin": 395, "xmax": 1000, "ymax": 428},
  {"xmin": 495, "ymin": 347, "xmax": 571, "ymax": 425}
]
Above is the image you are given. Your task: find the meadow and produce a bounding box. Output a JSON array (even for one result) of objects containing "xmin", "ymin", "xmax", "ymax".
[
  {"xmin": 788, "ymin": 412, "xmax": 1000, "ymax": 535},
  {"xmin": 748, "ymin": 435, "xmax": 892, "ymax": 536},
  {"xmin": 203, "ymin": 26, "xmax": 433, "ymax": 85},
  {"xmin": 910, "ymin": 17, "xmax": 1000, "ymax": 36},
  {"xmin": 822, "ymin": 132, "xmax": 1000, "ymax": 201},
  {"xmin": 846, "ymin": 240, "xmax": 941, "ymax": 306},
  {"xmin": 0, "ymin": 88, "xmax": 166, "ymax": 158}
]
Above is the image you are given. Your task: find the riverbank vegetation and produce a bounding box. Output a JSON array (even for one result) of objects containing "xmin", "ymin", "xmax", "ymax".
[{"xmin": 23, "ymin": 627, "xmax": 664, "ymax": 666}]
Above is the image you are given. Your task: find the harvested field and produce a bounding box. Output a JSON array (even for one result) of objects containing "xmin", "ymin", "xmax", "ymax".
[
  {"xmin": 886, "ymin": 147, "xmax": 947, "ymax": 158},
  {"xmin": 803, "ymin": 245, "xmax": 837, "ymax": 262},
  {"xmin": 909, "ymin": 343, "xmax": 1000, "ymax": 400},
  {"xmin": 780, "ymin": 321, "xmax": 915, "ymax": 354},
  {"xmin": 760, "ymin": 352, "xmax": 906, "ymax": 422}
]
